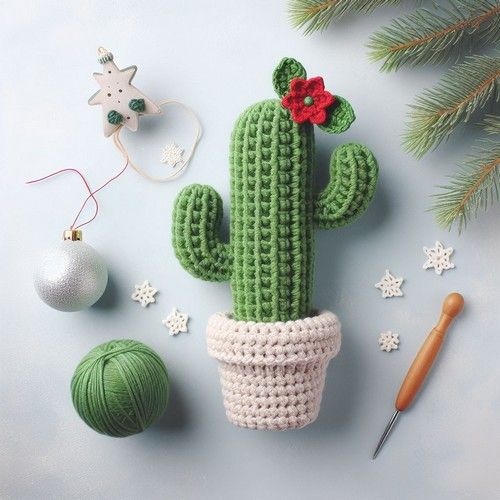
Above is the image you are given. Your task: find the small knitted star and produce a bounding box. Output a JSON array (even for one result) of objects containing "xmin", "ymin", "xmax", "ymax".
[
  {"xmin": 375, "ymin": 269, "xmax": 404, "ymax": 298},
  {"xmin": 423, "ymin": 241, "xmax": 455, "ymax": 275},
  {"xmin": 161, "ymin": 143, "xmax": 184, "ymax": 167},
  {"xmin": 88, "ymin": 47, "xmax": 161, "ymax": 137},
  {"xmin": 378, "ymin": 331, "xmax": 399, "ymax": 352},
  {"xmin": 131, "ymin": 280, "xmax": 158, "ymax": 307},
  {"xmin": 162, "ymin": 307, "xmax": 189, "ymax": 335}
]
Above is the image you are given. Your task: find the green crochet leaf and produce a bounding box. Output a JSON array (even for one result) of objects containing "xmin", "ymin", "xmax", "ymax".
[
  {"xmin": 319, "ymin": 96, "xmax": 355, "ymax": 134},
  {"xmin": 272, "ymin": 57, "xmax": 307, "ymax": 98}
]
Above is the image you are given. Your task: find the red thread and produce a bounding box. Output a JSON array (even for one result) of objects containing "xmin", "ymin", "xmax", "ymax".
[
  {"xmin": 26, "ymin": 160, "xmax": 129, "ymax": 230},
  {"xmin": 72, "ymin": 159, "xmax": 128, "ymax": 229}
]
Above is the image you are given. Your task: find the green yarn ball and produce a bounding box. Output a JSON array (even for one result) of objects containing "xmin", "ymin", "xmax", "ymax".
[{"xmin": 71, "ymin": 339, "xmax": 169, "ymax": 437}]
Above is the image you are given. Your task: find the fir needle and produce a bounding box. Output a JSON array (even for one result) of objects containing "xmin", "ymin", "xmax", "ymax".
[{"xmin": 372, "ymin": 292, "xmax": 464, "ymax": 460}]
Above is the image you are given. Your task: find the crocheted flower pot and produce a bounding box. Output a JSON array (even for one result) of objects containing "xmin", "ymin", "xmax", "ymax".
[
  {"xmin": 172, "ymin": 57, "xmax": 378, "ymax": 430},
  {"xmin": 207, "ymin": 311, "xmax": 341, "ymax": 430}
]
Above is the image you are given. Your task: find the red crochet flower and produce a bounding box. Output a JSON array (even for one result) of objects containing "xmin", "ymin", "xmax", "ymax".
[{"xmin": 282, "ymin": 77, "xmax": 335, "ymax": 125}]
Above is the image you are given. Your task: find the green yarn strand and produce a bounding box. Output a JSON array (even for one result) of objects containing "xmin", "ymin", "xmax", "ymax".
[{"xmin": 71, "ymin": 340, "xmax": 169, "ymax": 437}]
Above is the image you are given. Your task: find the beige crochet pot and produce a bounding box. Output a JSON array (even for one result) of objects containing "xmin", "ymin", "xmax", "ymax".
[{"xmin": 206, "ymin": 310, "xmax": 341, "ymax": 430}]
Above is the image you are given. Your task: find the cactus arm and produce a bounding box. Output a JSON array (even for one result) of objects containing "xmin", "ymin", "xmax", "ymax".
[
  {"xmin": 314, "ymin": 143, "xmax": 379, "ymax": 229},
  {"xmin": 172, "ymin": 184, "xmax": 232, "ymax": 281}
]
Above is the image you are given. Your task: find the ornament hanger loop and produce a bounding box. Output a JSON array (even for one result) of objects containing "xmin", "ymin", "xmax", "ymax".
[
  {"xmin": 27, "ymin": 48, "xmax": 203, "ymax": 233},
  {"xmin": 113, "ymin": 99, "xmax": 202, "ymax": 183}
]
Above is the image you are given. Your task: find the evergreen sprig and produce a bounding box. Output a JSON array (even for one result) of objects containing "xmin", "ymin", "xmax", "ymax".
[
  {"xmin": 482, "ymin": 113, "xmax": 500, "ymax": 134},
  {"xmin": 289, "ymin": 0, "xmax": 403, "ymax": 35},
  {"xmin": 368, "ymin": 1, "xmax": 500, "ymax": 72},
  {"xmin": 431, "ymin": 117, "xmax": 500, "ymax": 232},
  {"xmin": 404, "ymin": 55, "xmax": 500, "ymax": 159},
  {"xmin": 289, "ymin": 0, "xmax": 500, "ymax": 231}
]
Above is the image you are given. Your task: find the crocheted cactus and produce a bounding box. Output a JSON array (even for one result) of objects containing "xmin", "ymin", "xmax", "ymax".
[{"xmin": 173, "ymin": 58, "xmax": 378, "ymax": 323}]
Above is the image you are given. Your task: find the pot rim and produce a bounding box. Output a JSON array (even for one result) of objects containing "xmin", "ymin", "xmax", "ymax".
[{"xmin": 207, "ymin": 309, "xmax": 341, "ymax": 367}]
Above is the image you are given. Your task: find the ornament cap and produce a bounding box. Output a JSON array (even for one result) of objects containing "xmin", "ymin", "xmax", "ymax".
[
  {"xmin": 97, "ymin": 46, "xmax": 113, "ymax": 64},
  {"xmin": 63, "ymin": 229, "xmax": 82, "ymax": 241}
]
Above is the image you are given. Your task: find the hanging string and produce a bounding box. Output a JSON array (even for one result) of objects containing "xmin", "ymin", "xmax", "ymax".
[
  {"xmin": 26, "ymin": 168, "xmax": 99, "ymax": 228},
  {"xmin": 26, "ymin": 140, "xmax": 129, "ymax": 230},
  {"xmin": 113, "ymin": 99, "xmax": 202, "ymax": 182},
  {"xmin": 71, "ymin": 154, "xmax": 128, "ymax": 230},
  {"xmin": 27, "ymin": 100, "xmax": 201, "ymax": 229}
]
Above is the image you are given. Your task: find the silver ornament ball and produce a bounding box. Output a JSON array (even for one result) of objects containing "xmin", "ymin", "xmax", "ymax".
[{"xmin": 34, "ymin": 240, "xmax": 108, "ymax": 312}]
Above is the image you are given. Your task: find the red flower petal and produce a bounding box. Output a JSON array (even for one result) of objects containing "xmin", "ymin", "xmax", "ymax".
[
  {"xmin": 289, "ymin": 78, "xmax": 308, "ymax": 94},
  {"xmin": 291, "ymin": 108, "xmax": 309, "ymax": 124},
  {"xmin": 282, "ymin": 94, "xmax": 305, "ymax": 113},
  {"xmin": 313, "ymin": 91, "xmax": 335, "ymax": 109},
  {"xmin": 304, "ymin": 76, "xmax": 325, "ymax": 95},
  {"xmin": 281, "ymin": 94, "xmax": 293, "ymax": 108},
  {"xmin": 282, "ymin": 76, "xmax": 335, "ymax": 126},
  {"xmin": 309, "ymin": 108, "xmax": 327, "ymax": 125}
]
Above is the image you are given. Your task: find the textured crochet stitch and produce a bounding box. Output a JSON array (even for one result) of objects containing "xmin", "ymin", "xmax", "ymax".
[
  {"xmin": 172, "ymin": 57, "xmax": 379, "ymax": 430},
  {"xmin": 375, "ymin": 269, "xmax": 404, "ymax": 298},
  {"xmin": 423, "ymin": 241, "xmax": 455, "ymax": 275},
  {"xmin": 162, "ymin": 307, "xmax": 189, "ymax": 335},
  {"xmin": 131, "ymin": 280, "xmax": 158, "ymax": 308},
  {"xmin": 207, "ymin": 311, "xmax": 341, "ymax": 430},
  {"xmin": 378, "ymin": 331, "xmax": 399, "ymax": 352},
  {"xmin": 161, "ymin": 143, "xmax": 184, "ymax": 167}
]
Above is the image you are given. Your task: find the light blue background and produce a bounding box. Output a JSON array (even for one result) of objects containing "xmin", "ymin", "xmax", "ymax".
[{"xmin": 1, "ymin": 1, "xmax": 499, "ymax": 499}]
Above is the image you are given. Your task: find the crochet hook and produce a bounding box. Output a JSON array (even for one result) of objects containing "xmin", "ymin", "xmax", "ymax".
[{"xmin": 372, "ymin": 292, "xmax": 464, "ymax": 459}]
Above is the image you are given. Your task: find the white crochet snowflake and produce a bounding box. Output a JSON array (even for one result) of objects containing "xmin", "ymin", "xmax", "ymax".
[
  {"xmin": 160, "ymin": 143, "xmax": 184, "ymax": 167},
  {"xmin": 131, "ymin": 280, "xmax": 158, "ymax": 307},
  {"xmin": 162, "ymin": 307, "xmax": 189, "ymax": 335},
  {"xmin": 378, "ymin": 331, "xmax": 399, "ymax": 352},
  {"xmin": 375, "ymin": 269, "xmax": 404, "ymax": 298},
  {"xmin": 423, "ymin": 241, "xmax": 455, "ymax": 275}
]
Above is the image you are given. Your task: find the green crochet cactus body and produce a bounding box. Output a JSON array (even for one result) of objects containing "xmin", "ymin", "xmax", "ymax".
[
  {"xmin": 173, "ymin": 58, "xmax": 378, "ymax": 323},
  {"xmin": 230, "ymin": 99, "xmax": 315, "ymax": 321}
]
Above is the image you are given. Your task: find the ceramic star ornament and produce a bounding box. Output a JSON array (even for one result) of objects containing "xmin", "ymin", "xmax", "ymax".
[
  {"xmin": 375, "ymin": 269, "xmax": 404, "ymax": 298},
  {"xmin": 423, "ymin": 241, "xmax": 455, "ymax": 275},
  {"xmin": 89, "ymin": 47, "xmax": 161, "ymax": 137}
]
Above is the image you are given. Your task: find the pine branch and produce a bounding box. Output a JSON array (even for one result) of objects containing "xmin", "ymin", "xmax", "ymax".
[
  {"xmin": 289, "ymin": 0, "xmax": 403, "ymax": 35},
  {"xmin": 404, "ymin": 55, "xmax": 500, "ymax": 159},
  {"xmin": 430, "ymin": 130, "xmax": 500, "ymax": 232},
  {"xmin": 482, "ymin": 113, "xmax": 500, "ymax": 134},
  {"xmin": 368, "ymin": 0, "xmax": 500, "ymax": 72}
]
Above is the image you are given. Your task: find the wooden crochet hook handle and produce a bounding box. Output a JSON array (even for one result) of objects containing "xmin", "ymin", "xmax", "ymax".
[{"xmin": 395, "ymin": 292, "xmax": 464, "ymax": 412}]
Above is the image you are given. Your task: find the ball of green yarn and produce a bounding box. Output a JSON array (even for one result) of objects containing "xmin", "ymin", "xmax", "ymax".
[{"xmin": 71, "ymin": 339, "xmax": 169, "ymax": 437}]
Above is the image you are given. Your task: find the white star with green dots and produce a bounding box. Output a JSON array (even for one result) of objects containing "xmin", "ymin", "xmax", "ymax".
[{"xmin": 89, "ymin": 48, "xmax": 161, "ymax": 137}]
